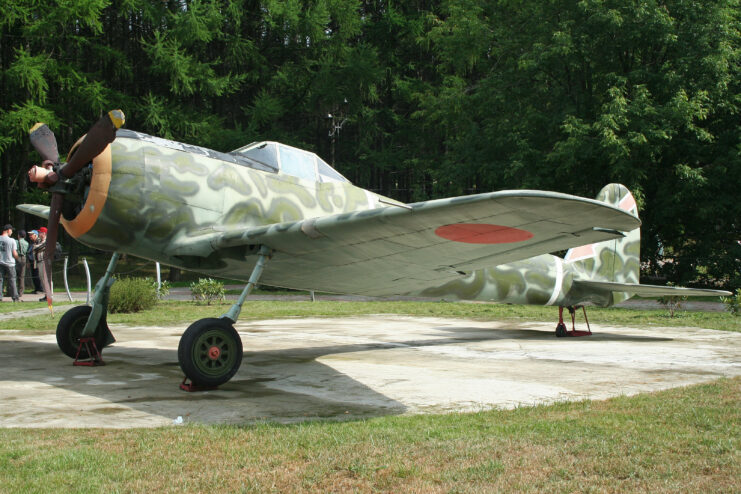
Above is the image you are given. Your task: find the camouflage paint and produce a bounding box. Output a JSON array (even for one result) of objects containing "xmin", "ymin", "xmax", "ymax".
[
  {"xmin": 69, "ymin": 131, "xmax": 379, "ymax": 275},
  {"xmin": 60, "ymin": 130, "xmax": 640, "ymax": 308},
  {"xmin": 416, "ymin": 184, "xmax": 640, "ymax": 307}
]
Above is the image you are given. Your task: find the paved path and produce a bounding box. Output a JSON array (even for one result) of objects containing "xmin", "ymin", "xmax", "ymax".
[{"xmin": 0, "ymin": 316, "xmax": 738, "ymax": 428}]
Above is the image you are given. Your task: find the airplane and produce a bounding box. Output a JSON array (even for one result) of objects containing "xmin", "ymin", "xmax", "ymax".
[{"xmin": 18, "ymin": 110, "xmax": 731, "ymax": 390}]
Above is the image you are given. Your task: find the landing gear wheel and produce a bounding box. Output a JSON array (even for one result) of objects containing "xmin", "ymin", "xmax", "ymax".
[
  {"xmin": 178, "ymin": 318, "xmax": 243, "ymax": 387},
  {"xmin": 555, "ymin": 322, "xmax": 568, "ymax": 338},
  {"xmin": 56, "ymin": 305, "xmax": 110, "ymax": 359}
]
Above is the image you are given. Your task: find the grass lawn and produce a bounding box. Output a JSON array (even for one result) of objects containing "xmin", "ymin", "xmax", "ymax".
[
  {"xmin": 0, "ymin": 299, "xmax": 737, "ymax": 492},
  {"xmin": 0, "ymin": 378, "xmax": 737, "ymax": 493},
  {"xmin": 0, "ymin": 298, "xmax": 738, "ymax": 333}
]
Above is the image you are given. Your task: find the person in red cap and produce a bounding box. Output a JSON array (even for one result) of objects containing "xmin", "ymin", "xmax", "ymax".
[{"xmin": 32, "ymin": 227, "xmax": 48, "ymax": 301}]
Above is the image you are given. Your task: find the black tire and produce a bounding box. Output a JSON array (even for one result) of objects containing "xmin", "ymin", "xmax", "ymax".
[
  {"xmin": 178, "ymin": 318, "xmax": 243, "ymax": 387},
  {"xmin": 56, "ymin": 305, "xmax": 110, "ymax": 359},
  {"xmin": 555, "ymin": 322, "xmax": 568, "ymax": 338}
]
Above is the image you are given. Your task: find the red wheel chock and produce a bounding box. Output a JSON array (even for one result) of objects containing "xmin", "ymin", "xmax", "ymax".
[
  {"xmin": 179, "ymin": 378, "xmax": 218, "ymax": 392},
  {"xmin": 556, "ymin": 306, "xmax": 593, "ymax": 337},
  {"xmin": 73, "ymin": 337, "xmax": 105, "ymax": 366}
]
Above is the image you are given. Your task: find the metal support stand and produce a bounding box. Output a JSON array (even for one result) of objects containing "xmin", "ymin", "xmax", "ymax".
[
  {"xmin": 155, "ymin": 262, "xmax": 162, "ymax": 298},
  {"xmin": 221, "ymin": 246, "xmax": 272, "ymax": 323},
  {"xmin": 82, "ymin": 257, "xmax": 91, "ymax": 304},
  {"xmin": 63, "ymin": 256, "xmax": 73, "ymax": 302},
  {"xmin": 73, "ymin": 337, "xmax": 105, "ymax": 366},
  {"xmin": 180, "ymin": 377, "xmax": 218, "ymax": 392},
  {"xmin": 81, "ymin": 252, "xmax": 120, "ymax": 339},
  {"xmin": 556, "ymin": 305, "xmax": 592, "ymax": 337}
]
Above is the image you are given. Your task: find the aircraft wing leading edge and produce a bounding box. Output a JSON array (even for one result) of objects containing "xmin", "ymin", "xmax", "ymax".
[{"xmin": 222, "ymin": 190, "xmax": 641, "ymax": 295}]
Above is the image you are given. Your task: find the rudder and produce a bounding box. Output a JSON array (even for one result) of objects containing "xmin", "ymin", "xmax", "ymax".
[{"xmin": 564, "ymin": 184, "xmax": 640, "ymax": 305}]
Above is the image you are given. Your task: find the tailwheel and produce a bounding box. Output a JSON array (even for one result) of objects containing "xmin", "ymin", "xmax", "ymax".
[
  {"xmin": 555, "ymin": 322, "xmax": 568, "ymax": 337},
  {"xmin": 56, "ymin": 305, "xmax": 114, "ymax": 359},
  {"xmin": 178, "ymin": 318, "xmax": 243, "ymax": 388},
  {"xmin": 555, "ymin": 305, "xmax": 593, "ymax": 337}
]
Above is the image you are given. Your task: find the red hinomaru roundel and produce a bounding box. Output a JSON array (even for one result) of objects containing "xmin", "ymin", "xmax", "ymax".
[{"xmin": 435, "ymin": 223, "xmax": 534, "ymax": 244}]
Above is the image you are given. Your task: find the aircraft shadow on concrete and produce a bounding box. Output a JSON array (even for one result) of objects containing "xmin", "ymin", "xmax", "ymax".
[
  {"xmin": 429, "ymin": 323, "xmax": 675, "ymax": 342},
  {"xmin": 0, "ymin": 323, "xmax": 672, "ymax": 425}
]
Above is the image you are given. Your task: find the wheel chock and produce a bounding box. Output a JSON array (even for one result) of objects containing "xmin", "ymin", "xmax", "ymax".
[
  {"xmin": 73, "ymin": 337, "xmax": 105, "ymax": 366},
  {"xmin": 179, "ymin": 377, "xmax": 218, "ymax": 392}
]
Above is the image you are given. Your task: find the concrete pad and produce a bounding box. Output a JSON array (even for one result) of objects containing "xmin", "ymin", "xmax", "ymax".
[{"xmin": 0, "ymin": 316, "xmax": 739, "ymax": 428}]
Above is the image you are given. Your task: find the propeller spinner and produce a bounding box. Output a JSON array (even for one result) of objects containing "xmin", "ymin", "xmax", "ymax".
[{"xmin": 27, "ymin": 110, "xmax": 125, "ymax": 310}]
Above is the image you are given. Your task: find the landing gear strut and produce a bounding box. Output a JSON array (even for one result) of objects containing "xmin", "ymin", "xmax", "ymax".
[
  {"xmin": 55, "ymin": 253, "xmax": 118, "ymax": 362},
  {"xmin": 555, "ymin": 305, "xmax": 592, "ymax": 337},
  {"xmin": 178, "ymin": 246, "xmax": 272, "ymax": 390}
]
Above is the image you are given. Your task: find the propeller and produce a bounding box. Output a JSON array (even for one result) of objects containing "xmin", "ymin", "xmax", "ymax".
[{"xmin": 27, "ymin": 110, "xmax": 125, "ymax": 311}]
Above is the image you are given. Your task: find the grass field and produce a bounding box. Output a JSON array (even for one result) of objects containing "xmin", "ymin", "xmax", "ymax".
[
  {"xmin": 0, "ymin": 378, "xmax": 737, "ymax": 493},
  {"xmin": 0, "ymin": 299, "xmax": 738, "ymax": 492},
  {"xmin": 0, "ymin": 298, "xmax": 738, "ymax": 333}
]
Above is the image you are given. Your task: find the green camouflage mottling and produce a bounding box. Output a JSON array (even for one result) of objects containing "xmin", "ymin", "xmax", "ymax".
[
  {"xmin": 417, "ymin": 184, "xmax": 641, "ymax": 307},
  {"xmin": 46, "ymin": 131, "xmax": 643, "ymax": 301},
  {"xmin": 75, "ymin": 133, "xmax": 379, "ymax": 271}
]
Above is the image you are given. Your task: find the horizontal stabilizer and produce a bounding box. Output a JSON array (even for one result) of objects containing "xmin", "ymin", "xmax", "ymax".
[
  {"xmin": 17, "ymin": 204, "xmax": 50, "ymax": 220},
  {"xmin": 573, "ymin": 280, "xmax": 731, "ymax": 297}
]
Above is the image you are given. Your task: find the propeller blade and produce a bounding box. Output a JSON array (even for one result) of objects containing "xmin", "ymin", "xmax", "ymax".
[
  {"xmin": 29, "ymin": 123, "xmax": 59, "ymax": 163},
  {"xmin": 61, "ymin": 109, "xmax": 125, "ymax": 178},
  {"xmin": 42, "ymin": 193, "xmax": 64, "ymax": 309}
]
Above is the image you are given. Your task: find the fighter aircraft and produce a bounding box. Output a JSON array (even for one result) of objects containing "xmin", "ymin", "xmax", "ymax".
[{"xmin": 18, "ymin": 110, "xmax": 730, "ymax": 389}]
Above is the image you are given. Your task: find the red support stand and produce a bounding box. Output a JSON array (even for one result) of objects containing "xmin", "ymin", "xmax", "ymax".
[
  {"xmin": 73, "ymin": 337, "xmax": 105, "ymax": 366},
  {"xmin": 179, "ymin": 378, "xmax": 218, "ymax": 392},
  {"xmin": 556, "ymin": 306, "xmax": 592, "ymax": 337}
]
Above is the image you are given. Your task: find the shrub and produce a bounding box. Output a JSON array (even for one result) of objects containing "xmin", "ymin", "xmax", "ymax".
[
  {"xmin": 155, "ymin": 279, "xmax": 171, "ymax": 299},
  {"xmin": 657, "ymin": 282, "xmax": 686, "ymax": 318},
  {"xmin": 721, "ymin": 288, "xmax": 741, "ymax": 316},
  {"xmin": 190, "ymin": 278, "xmax": 225, "ymax": 305},
  {"xmin": 108, "ymin": 277, "xmax": 159, "ymax": 313}
]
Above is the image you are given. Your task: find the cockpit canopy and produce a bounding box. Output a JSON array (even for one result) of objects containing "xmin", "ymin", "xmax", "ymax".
[{"xmin": 232, "ymin": 141, "xmax": 349, "ymax": 183}]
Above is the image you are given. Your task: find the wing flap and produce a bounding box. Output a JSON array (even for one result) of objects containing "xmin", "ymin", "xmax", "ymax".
[{"xmin": 574, "ymin": 280, "xmax": 731, "ymax": 298}]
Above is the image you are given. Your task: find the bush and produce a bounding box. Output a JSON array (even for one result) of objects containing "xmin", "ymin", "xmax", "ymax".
[
  {"xmin": 108, "ymin": 277, "xmax": 159, "ymax": 313},
  {"xmin": 721, "ymin": 288, "xmax": 741, "ymax": 316},
  {"xmin": 190, "ymin": 278, "xmax": 225, "ymax": 305}
]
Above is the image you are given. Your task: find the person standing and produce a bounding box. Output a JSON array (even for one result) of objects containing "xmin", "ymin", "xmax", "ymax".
[
  {"xmin": 33, "ymin": 227, "xmax": 48, "ymax": 301},
  {"xmin": 27, "ymin": 230, "xmax": 43, "ymax": 293},
  {"xmin": 0, "ymin": 224, "xmax": 20, "ymax": 302},
  {"xmin": 15, "ymin": 230, "xmax": 28, "ymax": 297}
]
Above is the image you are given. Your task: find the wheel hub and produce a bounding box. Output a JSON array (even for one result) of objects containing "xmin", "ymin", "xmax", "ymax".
[{"xmin": 208, "ymin": 346, "xmax": 221, "ymax": 360}]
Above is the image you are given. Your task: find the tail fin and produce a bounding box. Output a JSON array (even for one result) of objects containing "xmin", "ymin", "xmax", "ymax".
[{"xmin": 564, "ymin": 184, "xmax": 640, "ymax": 305}]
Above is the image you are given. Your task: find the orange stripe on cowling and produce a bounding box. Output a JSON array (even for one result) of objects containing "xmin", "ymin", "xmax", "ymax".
[{"xmin": 60, "ymin": 142, "xmax": 112, "ymax": 238}]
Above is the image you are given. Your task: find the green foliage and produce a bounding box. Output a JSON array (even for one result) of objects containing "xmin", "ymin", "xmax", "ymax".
[
  {"xmin": 721, "ymin": 289, "xmax": 741, "ymax": 316},
  {"xmin": 190, "ymin": 278, "xmax": 225, "ymax": 305},
  {"xmin": 1, "ymin": 0, "xmax": 738, "ymax": 288},
  {"xmin": 108, "ymin": 277, "xmax": 159, "ymax": 313},
  {"xmin": 658, "ymin": 283, "xmax": 687, "ymax": 318}
]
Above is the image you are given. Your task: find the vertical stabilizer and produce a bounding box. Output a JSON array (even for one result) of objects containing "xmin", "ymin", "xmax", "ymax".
[{"xmin": 564, "ymin": 184, "xmax": 640, "ymax": 305}]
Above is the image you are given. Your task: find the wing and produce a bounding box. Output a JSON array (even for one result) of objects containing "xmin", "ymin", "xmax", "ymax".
[
  {"xmin": 573, "ymin": 280, "xmax": 731, "ymax": 298},
  {"xmin": 218, "ymin": 190, "xmax": 640, "ymax": 295}
]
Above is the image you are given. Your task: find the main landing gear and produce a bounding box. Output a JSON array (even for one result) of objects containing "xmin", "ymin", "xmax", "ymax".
[
  {"xmin": 555, "ymin": 305, "xmax": 592, "ymax": 337},
  {"xmin": 54, "ymin": 247, "xmax": 273, "ymax": 390},
  {"xmin": 178, "ymin": 245, "xmax": 272, "ymax": 391}
]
